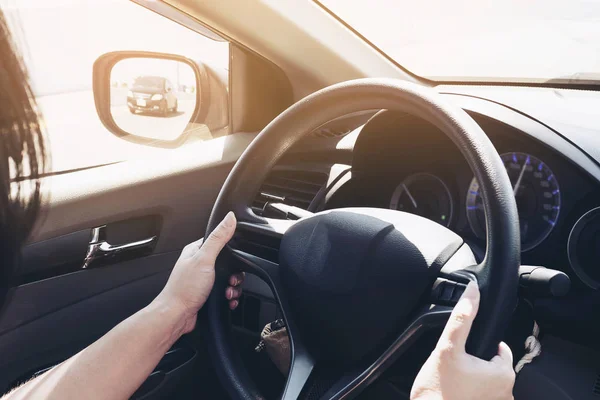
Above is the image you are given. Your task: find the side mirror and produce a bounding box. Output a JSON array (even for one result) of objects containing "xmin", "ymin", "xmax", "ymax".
[{"xmin": 93, "ymin": 51, "xmax": 228, "ymax": 147}]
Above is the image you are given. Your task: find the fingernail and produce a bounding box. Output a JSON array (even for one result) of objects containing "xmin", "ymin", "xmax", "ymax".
[
  {"xmin": 230, "ymin": 300, "xmax": 239, "ymax": 310},
  {"xmin": 223, "ymin": 211, "xmax": 235, "ymax": 228},
  {"xmin": 226, "ymin": 288, "xmax": 232, "ymax": 300}
]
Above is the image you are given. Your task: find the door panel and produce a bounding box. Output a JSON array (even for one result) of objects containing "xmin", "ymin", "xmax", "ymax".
[
  {"xmin": 0, "ymin": 266, "xmax": 171, "ymax": 391},
  {"xmin": 132, "ymin": 345, "xmax": 197, "ymax": 399},
  {"xmin": 1, "ymin": 253, "xmax": 178, "ymax": 337},
  {"xmin": 19, "ymin": 229, "xmax": 90, "ymax": 279},
  {"xmin": 0, "ymin": 132, "xmax": 257, "ymax": 393}
]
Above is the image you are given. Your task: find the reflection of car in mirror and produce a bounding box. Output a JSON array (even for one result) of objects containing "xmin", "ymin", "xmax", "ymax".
[
  {"xmin": 98, "ymin": 52, "xmax": 229, "ymax": 145},
  {"xmin": 127, "ymin": 76, "xmax": 178, "ymax": 116}
]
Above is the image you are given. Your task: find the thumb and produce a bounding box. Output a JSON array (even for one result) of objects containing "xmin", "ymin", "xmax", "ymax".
[
  {"xmin": 197, "ymin": 212, "xmax": 236, "ymax": 264},
  {"xmin": 491, "ymin": 341, "xmax": 514, "ymax": 366},
  {"xmin": 437, "ymin": 281, "xmax": 480, "ymax": 353}
]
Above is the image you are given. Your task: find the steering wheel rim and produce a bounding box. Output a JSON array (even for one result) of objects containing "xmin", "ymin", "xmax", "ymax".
[{"xmin": 206, "ymin": 78, "xmax": 520, "ymax": 400}]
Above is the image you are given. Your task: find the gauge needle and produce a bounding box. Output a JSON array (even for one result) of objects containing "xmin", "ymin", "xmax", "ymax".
[
  {"xmin": 513, "ymin": 156, "xmax": 529, "ymax": 195},
  {"xmin": 402, "ymin": 184, "xmax": 418, "ymax": 209}
]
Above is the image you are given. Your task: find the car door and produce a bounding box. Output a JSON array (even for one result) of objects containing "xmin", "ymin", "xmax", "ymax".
[{"xmin": 0, "ymin": 1, "xmax": 291, "ymax": 398}]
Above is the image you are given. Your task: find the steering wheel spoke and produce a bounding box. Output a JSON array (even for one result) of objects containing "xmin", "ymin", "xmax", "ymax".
[
  {"xmin": 308, "ymin": 305, "xmax": 452, "ymax": 399},
  {"xmin": 237, "ymin": 217, "xmax": 298, "ymax": 239},
  {"xmin": 282, "ymin": 348, "xmax": 315, "ymax": 400},
  {"xmin": 288, "ymin": 270, "xmax": 477, "ymax": 400},
  {"xmin": 228, "ymin": 246, "xmax": 316, "ymax": 400},
  {"xmin": 230, "ymin": 247, "xmax": 280, "ymax": 277}
]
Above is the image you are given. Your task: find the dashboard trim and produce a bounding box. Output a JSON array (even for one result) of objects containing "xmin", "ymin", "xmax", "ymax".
[
  {"xmin": 568, "ymin": 206, "xmax": 600, "ymax": 290},
  {"xmin": 440, "ymin": 92, "xmax": 600, "ymax": 185}
]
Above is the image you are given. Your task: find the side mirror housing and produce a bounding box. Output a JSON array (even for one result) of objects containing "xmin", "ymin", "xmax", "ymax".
[{"xmin": 93, "ymin": 51, "xmax": 228, "ymax": 147}]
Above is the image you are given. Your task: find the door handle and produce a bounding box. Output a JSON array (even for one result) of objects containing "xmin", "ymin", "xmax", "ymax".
[{"xmin": 82, "ymin": 225, "xmax": 157, "ymax": 269}]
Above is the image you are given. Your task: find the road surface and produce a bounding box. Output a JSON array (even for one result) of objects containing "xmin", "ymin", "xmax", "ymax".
[{"xmin": 111, "ymin": 99, "xmax": 197, "ymax": 141}]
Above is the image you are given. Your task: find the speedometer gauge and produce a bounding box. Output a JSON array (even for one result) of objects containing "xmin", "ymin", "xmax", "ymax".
[
  {"xmin": 466, "ymin": 152, "xmax": 561, "ymax": 251},
  {"xmin": 390, "ymin": 173, "xmax": 453, "ymax": 227}
]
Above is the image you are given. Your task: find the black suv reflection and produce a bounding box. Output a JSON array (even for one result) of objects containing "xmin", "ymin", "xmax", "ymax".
[{"xmin": 127, "ymin": 76, "xmax": 178, "ymax": 116}]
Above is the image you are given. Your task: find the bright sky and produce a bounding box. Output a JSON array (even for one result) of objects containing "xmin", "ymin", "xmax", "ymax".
[
  {"xmin": 320, "ymin": 0, "xmax": 600, "ymax": 82},
  {"xmin": 112, "ymin": 58, "xmax": 197, "ymax": 87},
  {"xmin": 1, "ymin": 0, "xmax": 229, "ymax": 96}
]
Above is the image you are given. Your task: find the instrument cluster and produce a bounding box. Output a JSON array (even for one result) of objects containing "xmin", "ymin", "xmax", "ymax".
[{"xmin": 388, "ymin": 152, "xmax": 561, "ymax": 252}]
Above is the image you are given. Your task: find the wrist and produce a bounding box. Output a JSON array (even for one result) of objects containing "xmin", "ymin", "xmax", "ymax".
[{"xmin": 146, "ymin": 295, "xmax": 192, "ymax": 344}]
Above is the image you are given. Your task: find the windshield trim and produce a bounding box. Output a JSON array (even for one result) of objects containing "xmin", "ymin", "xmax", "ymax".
[{"xmin": 313, "ymin": 0, "xmax": 600, "ymax": 90}]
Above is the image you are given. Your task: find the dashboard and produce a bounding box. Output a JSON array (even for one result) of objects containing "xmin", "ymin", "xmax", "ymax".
[{"xmin": 321, "ymin": 109, "xmax": 600, "ymax": 291}]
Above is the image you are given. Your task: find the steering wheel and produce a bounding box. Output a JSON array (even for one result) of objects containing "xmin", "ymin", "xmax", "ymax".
[{"xmin": 206, "ymin": 79, "xmax": 520, "ymax": 400}]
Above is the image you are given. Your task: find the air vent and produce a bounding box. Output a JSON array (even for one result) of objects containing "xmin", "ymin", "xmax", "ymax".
[
  {"xmin": 312, "ymin": 127, "xmax": 352, "ymax": 139},
  {"xmin": 309, "ymin": 110, "xmax": 374, "ymax": 139},
  {"xmin": 252, "ymin": 170, "xmax": 328, "ymax": 216},
  {"xmin": 594, "ymin": 372, "xmax": 600, "ymax": 395}
]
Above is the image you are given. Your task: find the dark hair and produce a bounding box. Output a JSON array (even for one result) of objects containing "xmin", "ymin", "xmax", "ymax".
[{"xmin": 0, "ymin": 9, "xmax": 47, "ymax": 306}]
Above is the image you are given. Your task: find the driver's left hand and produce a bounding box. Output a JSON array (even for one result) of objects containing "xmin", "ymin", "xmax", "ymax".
[
  {"xmin": 410, "ymin": 281, "xmax": 515, "ymax": 400},
  {"xmin": 155, "ymin": 211, "xmax": 243, "ymax": 333}
]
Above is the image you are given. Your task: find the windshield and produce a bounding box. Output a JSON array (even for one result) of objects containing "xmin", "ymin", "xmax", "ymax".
[
  {"xmin": 318, "ymin": 0, "xmax": 600, "ymax": 84},
  {"xmin": 133, "ymin": 76, "xmax": 164, "ymax": 90}
]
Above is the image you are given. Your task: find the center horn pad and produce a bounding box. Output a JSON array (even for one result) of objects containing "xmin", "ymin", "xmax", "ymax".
[{"xmin": 279, "ymin": 208, "xmax": 464, "ymax": 363}]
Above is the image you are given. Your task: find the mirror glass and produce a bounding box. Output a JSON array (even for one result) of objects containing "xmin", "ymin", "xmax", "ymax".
[{"xmin": 110, "ymin": 58, "xmax": 197, "ymax": 141}]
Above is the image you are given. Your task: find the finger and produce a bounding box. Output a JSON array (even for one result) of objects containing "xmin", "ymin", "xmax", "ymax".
[
  {"xmin": 437, "ymin": 281, "xmax": 480, "ymax": 353},
  {"xmin": 491, "ymin": 341, "xmax": 514, "ymax": 366},
  {"xmin": 229, "ymin": 272, "xmax": 245, "ymax": 287},
  {"xmin": 197, "ymin": 212, "xmax": 236, "ymax": 264},
  {"xmin": 229, "ymin": 300, "xmax": 239, "ymax": 310},
  {"xmin": 231, "ymin": 285, "xmax": 242, "ymax": 299},
  {"xmin": 226, "ymin": 286, "xmax": 242, "ymax": 300}
]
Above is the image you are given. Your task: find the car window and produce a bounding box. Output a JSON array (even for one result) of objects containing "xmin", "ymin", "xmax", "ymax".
[
  {"xmin": 133, "ymin": 77, "xmax": 166, "ymax": 91},
  {"xmin": 2, "ymin": 0, "xmax": 230, "ymax": 173}
]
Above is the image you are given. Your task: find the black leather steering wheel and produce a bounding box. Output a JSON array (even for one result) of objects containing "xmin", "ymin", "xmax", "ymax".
[{"xmin": 206, "ymin": 78, "xmax": 520, "ymax": 400}]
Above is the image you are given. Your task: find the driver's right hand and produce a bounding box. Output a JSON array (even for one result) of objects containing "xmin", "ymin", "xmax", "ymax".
[
  {"xmin": 410, "ymin": 282, "xmax": 516, "ymax": 400},
  {"xmin": 153, "ymin": 211, "xmax": 241, "ymax": 335}
]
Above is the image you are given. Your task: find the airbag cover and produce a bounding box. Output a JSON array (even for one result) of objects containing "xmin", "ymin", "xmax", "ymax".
[{"xmin": 279, "ymin": 208, "xmax": 463, "ymax": 363}]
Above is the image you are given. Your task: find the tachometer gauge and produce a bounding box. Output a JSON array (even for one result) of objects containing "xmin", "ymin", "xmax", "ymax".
[
  {"xmin": 390, "ymin": 173, "xmax": 453, "ymax": 227},
  {"xmin": 466, "ymin": 152, "xmax": 561, "ymax": 251}
]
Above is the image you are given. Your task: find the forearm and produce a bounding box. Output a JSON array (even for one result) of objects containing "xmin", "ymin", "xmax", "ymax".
[{"xmin": 4, "ymin": 298, "xmax": 188, "ymax": 400}]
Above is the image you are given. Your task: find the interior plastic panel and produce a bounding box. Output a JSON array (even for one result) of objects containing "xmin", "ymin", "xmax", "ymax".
[
  {"xmin": 19, "ymin": 229, "xmax": 90, "ymax": 278},
  {"xmin": 0, "ymin": 259, "xmax": 173, "ymax": 392},
  {"xmin": 438, "ymin": 86, "xmax": 600, "ymax": 168},
  {"xmin": 441, "ymin": 93, "xmax": 600, "ymax": 184},
  {"xmin": 0, "ymin": 252, "xmax": 178, "ymax": 336},
  {"xmin": 132, "ymin": 345, "xmax": 197, "ymax": 400}
]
